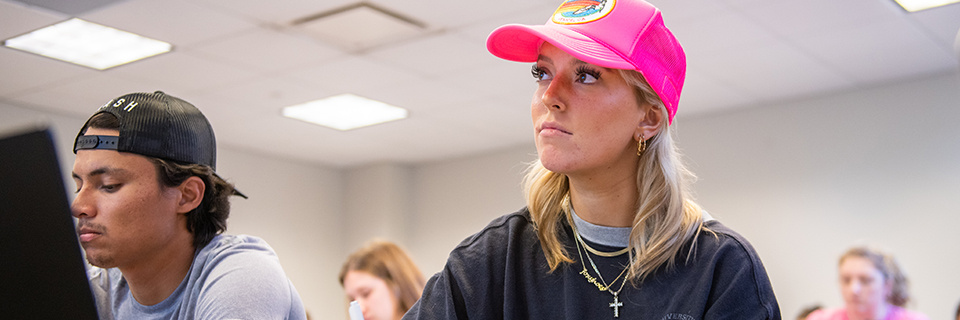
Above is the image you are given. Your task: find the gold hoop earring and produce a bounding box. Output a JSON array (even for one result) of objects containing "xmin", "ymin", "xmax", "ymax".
[{"xmin": 637, "ymin": 136, "xmax": 647, "ymax": 156}]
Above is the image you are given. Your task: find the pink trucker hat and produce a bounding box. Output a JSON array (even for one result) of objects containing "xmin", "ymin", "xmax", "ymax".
[{"xmin": 487, "ymin": 0, "xmax": 686, "ymax": 123}]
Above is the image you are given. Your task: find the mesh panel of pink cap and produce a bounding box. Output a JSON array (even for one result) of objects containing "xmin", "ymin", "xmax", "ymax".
[{"xmin": 632, "ymin": 14, "xmax": 685, "ymax": 120}]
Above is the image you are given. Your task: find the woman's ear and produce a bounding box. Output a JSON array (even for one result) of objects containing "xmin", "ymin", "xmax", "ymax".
[
  {"xmin": 176, "ymin": 176, "xmax": 205, "ymax": 214},
  {"xmin": 635, "ymin": 103, "xmax": 664, "ymax": 141}
]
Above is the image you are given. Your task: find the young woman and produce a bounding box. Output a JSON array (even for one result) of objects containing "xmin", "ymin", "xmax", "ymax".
[
  {"xmin": 403, "ymin": 0, "xmax": 780, "ymax": 319},
  {"xmin": 340, "ymin": 240, "xmax": 425, "ymax": 320},
  {"xmin": 806, "ymin": 247, "xmax": 929, "ymax": 320}
]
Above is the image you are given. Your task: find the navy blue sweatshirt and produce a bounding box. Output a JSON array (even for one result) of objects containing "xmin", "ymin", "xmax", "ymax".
[{"xmin": 403, "ymin": 208, "xmax": 781, "ymax": 320}]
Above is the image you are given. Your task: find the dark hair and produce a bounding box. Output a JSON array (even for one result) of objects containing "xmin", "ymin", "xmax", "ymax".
[{"xmin": 85, "ymin": 112, "xmax": 234, "ymax": 248}]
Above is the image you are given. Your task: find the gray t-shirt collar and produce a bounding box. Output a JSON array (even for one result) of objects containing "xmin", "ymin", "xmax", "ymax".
[
  {"xmin": 571, "ymin": 207, "xmax": 631, "ymax": 248},
  {"xmin": 571, "ymin": 208, "xmax": 715, "ymax": 248}
]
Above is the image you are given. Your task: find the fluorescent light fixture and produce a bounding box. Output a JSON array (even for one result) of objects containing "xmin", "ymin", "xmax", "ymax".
[
  {"xmin": 893, "ymin": 0, "xmax": 960, "ymax": 11},
  {"xmin": 3, "ymin": 18, "xmax": 172, "ymax": 70},
  {"xmin": 283, "ymin": 94, "xmax": 408, "ymax": 131}
]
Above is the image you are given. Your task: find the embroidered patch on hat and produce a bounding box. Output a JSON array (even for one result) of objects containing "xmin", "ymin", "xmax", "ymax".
[{"xmin": 551, "ymin": 0, "xmax": 615, "ymax": 25}]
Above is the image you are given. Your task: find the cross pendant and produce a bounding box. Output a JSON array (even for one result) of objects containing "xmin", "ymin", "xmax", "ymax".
[{"xmin": 609, "ymin": 292, "xmax": 623, "ymax": 318}]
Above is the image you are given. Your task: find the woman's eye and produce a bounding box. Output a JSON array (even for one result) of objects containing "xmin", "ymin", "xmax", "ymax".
[
  {"xmin": 531, "ymin": 65, "xmax": 551, "ymax": 81},
  {"xmin": 575, "ymin": 66, "xmax": 601, "ymax": 84},
  {"xmin": 577, "ymin": 73, "xmax": 598, "ymax": 83}
]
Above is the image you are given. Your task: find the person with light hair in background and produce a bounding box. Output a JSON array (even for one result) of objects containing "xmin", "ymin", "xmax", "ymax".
[
  {"xmin": 806, "ymin": 246, "xmax": 928, "ymax": 320},
  {"xmin": 797, "ymin": 304, "xmax": 823, "ymax": 320},
  {"xmin": 955, "ymin": 300, "xmax": 960, "ymax": 320},
  {"xmin": 401, "ymin": 0, "xmax": 780, "ymax": 318},
  {"xmin": 340, "ymin": 240, "xmax": 425, "ymax": 320}
]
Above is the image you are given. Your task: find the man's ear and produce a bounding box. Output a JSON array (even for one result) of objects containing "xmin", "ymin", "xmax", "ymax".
[
  {"xmin": 635, "ymin": 103, "xmax": 664, "ymax": 142},
  {"xmin": 176, "ymin": 176, "xmax": 205, "ymax": 214}
]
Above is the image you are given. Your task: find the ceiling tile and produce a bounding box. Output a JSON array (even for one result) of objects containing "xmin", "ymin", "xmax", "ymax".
[
  {"xmin": 190, "ymin": 28, "xmax": 344, "ymax": 74},
  {"xmin": 189, "ymin": 76, "xmax": 334, "ymax": 118},
  {"xmin": 10, "ymin": 0, "xmax": 128, "ymax": 15},
  {"xmin": 440, "ymin": 59, "xmax": 537, "ymax": 102},
  {"xmin": 667, "ymin": 5, "xmax": 778, "ymax": 55},
  {"xmin": 679, "ymin": 71, "xmax": 760, "ymax": 116},
  {"xmin": 693, "ymin": 40, "xmax": 855, "ymax": 102},
  {"xmin": 451, "ymin": 2, "xmax": 559, "ymax": 45},
  {"xmin": 374, "ymin": 0, "xmax": 555, "ymax": 30},
  {"xmin": 366, "ymin": 33, "xmax": 500, "ymax": 79},
  {"xmin": 79, "ymin": 0, "xmax": 257, "ymax": 46},
  {"xmin": 9, "ymin": 74, "xmax": 157, "ymax": 116},
  {"xmin": 288, "ymin": 56, "xmax": 414, "ymax": 94},
  {"xmin": 730, "ymin": 0, "xmax": 900, "ymax": 38},
  {"xmin": 106, "ymin": 51, "xmax": 259, "ymax": 94},
  {"xmin": 196, "ymin": 0, "xmax": 352, "ymax": 25},
  {"xmin": 349, "ymin": 76, "xmax": 485, "ymax": 114},
  {"xmin": 338, "ymin": 102, "xmax": 530, "ymax": 165},
  {"xmin": 0, "ymin": 47, "xmax": 95, "ymax": 96},
  {"xmin": 793, "ymin": 18, "xmax": 958, "ymax": 84},
  {"xmin": 447, "ymin": 94, "xmax": 534, "ymax": 143},
  {"xmin": 648, "ymin": 0, "xmax": 732, "ymax": 22},
  {"xmin": 0, "ymin": 0, "xmax": 66, "ymax": 40},
  {"xmin": 907, "ymin": 3, "xmax": 960, "ymax": 47}
]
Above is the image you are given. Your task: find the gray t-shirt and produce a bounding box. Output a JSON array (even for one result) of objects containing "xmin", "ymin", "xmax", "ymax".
[{"xmin": 89, "ymin": 234, "xmax": 306, "ymax": 320}]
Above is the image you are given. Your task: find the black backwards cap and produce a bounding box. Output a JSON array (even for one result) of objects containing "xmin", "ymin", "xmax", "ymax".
[{"xmin": 74, "ymin": 91, "xmax": 246, "ymax": 198}]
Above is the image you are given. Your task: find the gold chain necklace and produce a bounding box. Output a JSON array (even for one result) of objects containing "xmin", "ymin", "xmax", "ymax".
[
  {"xmin": 573, "ymin": 226, "xmax": 630, "ymax": 318},
  {"xmin": 582, "ymin": 241, "xmax": 631, "ymax": 257},
  {"xmin": 569, "ymin": 210, "xmax": 630, "ymax": 257}
]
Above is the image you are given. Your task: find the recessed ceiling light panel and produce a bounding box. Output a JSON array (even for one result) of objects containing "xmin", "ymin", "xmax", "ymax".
[
  {"xmin": 893, "ymin": 0, "xmax": 960, "ymax": 12},
  {"xmin": 3, "ymin": 18, "xmax": 172, "ymax": 70},
  {"xmin": 282, "ymin": 94, "xmax": 408, "ymax": 131}
]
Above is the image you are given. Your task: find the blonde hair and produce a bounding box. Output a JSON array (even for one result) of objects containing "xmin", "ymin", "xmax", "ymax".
[
  {"xmin": 339, "ymin": 240, "xmax": 426, "ymax": 315},
  {"xmin": 839, "ymin": 246, "xmax": 910, "ymax": 307},
  {"xmin": 523, "ymin": 69, "xmax": 706, "ymax": 282}
]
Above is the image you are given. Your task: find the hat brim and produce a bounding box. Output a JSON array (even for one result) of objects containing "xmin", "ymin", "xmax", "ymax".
[{"xmin": 487, "ymin": 24, "xmax": 636, "ymax": 71}]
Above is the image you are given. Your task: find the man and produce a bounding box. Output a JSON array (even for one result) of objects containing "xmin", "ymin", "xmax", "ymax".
[{"xmin": 71, "ymin": 91, "xmax": 306, "ymax": 319}]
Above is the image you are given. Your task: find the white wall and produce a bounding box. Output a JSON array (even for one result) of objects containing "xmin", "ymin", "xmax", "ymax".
[
  {"xmin": 4, "ymin": 71, "xmax": 959, "ymax": 320},
  {"xmin": 677, "ymin": 72, "xmax": 960, "ymax": 319},
  {"xmin": 409, "ymin": 146, "xmax": 537, "ymax": 274},
  {"xmin": 215, "ymin": 148, "xmax": 344, "ymax": 319},
  {"xmin": 343, "ymin": 164, "xmax": 415, "ymax": 250}
]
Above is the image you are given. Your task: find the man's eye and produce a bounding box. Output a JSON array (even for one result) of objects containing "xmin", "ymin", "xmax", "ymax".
[{"xmin": 101, "ymin": 184, "xmax": 120, "ymax": 192}]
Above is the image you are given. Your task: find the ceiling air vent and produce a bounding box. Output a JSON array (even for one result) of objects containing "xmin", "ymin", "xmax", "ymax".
[{"xmin": 291, "ymin": 2, "xmax": 427, "ymax": 53}]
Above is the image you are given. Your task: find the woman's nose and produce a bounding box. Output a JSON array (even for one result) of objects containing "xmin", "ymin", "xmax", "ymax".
[{"xmin": 539, "ymin": 79, "xmax": 567, "ymax": 112}]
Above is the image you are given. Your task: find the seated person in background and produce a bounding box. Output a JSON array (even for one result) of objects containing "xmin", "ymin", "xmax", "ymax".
[
  {"xmin": 797, "ymin": 304, "xmax": 822, "ymax": 320},
  {"xmin": 806, "ymin": 246, "xmax": 928, "ymax": 320},
  {"xmin": 955, "ymin": 300, "xmax": 960, "ymax": 320},
  {"xmin": 340, "ymin": 240, "xmax": 426, "ymax": 320},
  {"xmin": 72, "ymin": 91, "xmax": 306, "ymax": 319}
]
